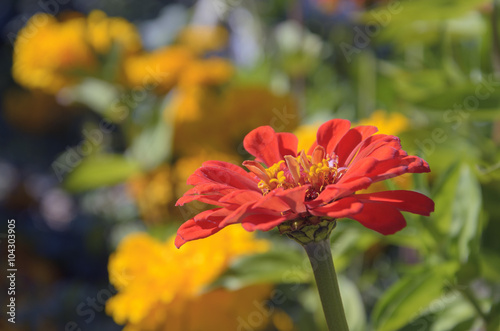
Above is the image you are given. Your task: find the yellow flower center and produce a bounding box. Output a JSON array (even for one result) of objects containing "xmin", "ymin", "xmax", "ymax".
[{"xmin": 243, "ymin": 146, "xmax": 347, "ymax": 200}]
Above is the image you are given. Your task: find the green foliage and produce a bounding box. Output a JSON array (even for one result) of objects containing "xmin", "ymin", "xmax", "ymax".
[
  {"xmin": 433, "ymin": 162, "xmax": 482, "ymax": 262},
  {"xmin": 64, "ymin": 154, "xmax": 141, "ymax": 192},
  {"xmin": 209, "ymin": 245, "xmax": 310, "ymax": 290},
  {"xmin": 372, "ymin": 263, "xmax": 459, "ymax": 331}
]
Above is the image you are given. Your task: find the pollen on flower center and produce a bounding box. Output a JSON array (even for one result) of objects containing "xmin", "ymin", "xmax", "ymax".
[{"xmin": 243, "ymin": 146, "xmax": 347, "ymax": 200}]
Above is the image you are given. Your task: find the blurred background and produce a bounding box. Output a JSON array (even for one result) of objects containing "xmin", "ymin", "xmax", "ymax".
[{"xmin": 1, "ymin": 0, "xmax": 500, "ymax": 330}]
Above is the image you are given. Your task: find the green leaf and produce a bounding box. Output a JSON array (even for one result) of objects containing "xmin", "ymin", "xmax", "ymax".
[
  {"xmin": 361, "ymin": 0, "xmax": 489, "ymax": 46},
  {"xmin": 487, "ymin": 301, "xmax": 500, "ymax": 331},
  {"xmin": 63, "ymin": 154, "xmax": 141, "ymax": 192},
  {"xmin": 127, "ymin": 118, "xmax": 172, "ymax": 170},
  {"xmin": 433, "ymin": 162, "xmax": 482, "ymax": 262},
  {"xmin": 60, "ymin": 78, "xmax": 120, "ymax": 116},
  {"xmin": 338, "ymin": 276, "xmax": 366, "ymax": 331},
  {"xmin": 416, "ymin": 83, "xmax": 500, "ymax": 115},
  {"xmin": 430, "ymin": 295, "xmax": 476, "ymax": 331},
  {"xmin": 479, "ymin": 249, "xmax": 500, "ymax": 282},
  {"xmin": 209, "ymin": 246, "xmax": 310, "ymax": 290},
  {"xmin": 372, "ymin": 262, "xmax": 459, "ymax": 331}
]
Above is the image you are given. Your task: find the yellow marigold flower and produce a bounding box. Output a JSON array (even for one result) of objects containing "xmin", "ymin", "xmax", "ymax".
[
  {"xmin": 177, "ymin": 25, "xmax": 229, "ymax": 54},
  {"xmin": 178, "ymin": 57, "xmax": 234, "ymax": 88},
  {"xmin": 167, "ymin": 86, "xmax": 217, "ymax": 122},
  {"xmin": 86, "ymin": 10, "xmax": 142, "ymax": 55},
  {"xmin": 357, "ymin": 109, "xmax": 410, "ymax": 135},
  {"xmin": 12, "ymin": 11, "xmax": 141, "ymax": 93},
  {"xmin": 106, "ymin": 228, "xmax": 270, "ymax": 330},
  {"xmin": 12, "ymin": 13, "xmax": 96, "ymax": 93},
  {"xmin": 127, "ymin": 165, "xmax": 173, "ymax": 225},
  {"xmin": 222, "ymin": 86, "xmax": 300, "ymax": 140},
  {"xmin": 169, "ymin": 86, "xmax": 300, "ymax": 155},
  {"xmin": 124, "ymin": 46, "xmax": 195, "ymax": 93},
  {"xmin": 165, "ymin": 58, "xmax": 233, "ymax": 122}
]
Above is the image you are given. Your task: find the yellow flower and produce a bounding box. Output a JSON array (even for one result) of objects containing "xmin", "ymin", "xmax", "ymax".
[
  {"xmin": 124, "ymin": 46, "xmax": 195, "ymax": 93},
  {"xmin": 12, "ymin": 13, "xmax": 96, "ymax": 93},
  {"xmin": 357, "ymin": 110, "xmax": 410, "ymax": 135},
  {"xmin": 86, "ymin": 10, "xmax": 142, "ymax": 55},
  {"xmin": 178, "ymin": 57, "xmax": 234, "ymax": 88},
  {"xmin": 127, "ymin": 165, "xmax": 173, "ymax": 225},
  {"xmin": 169, "ymin": 86, "xmax": 300, "ymax": 155},
  {"xmin": 167, "ymin": 86, "xmax": 218, "ymax": 122},
  {"xmin": 106, "ymin": 227, "xmax": 271, "ymax": 331},
  {"xmin": 164, "ymin": 57, "xmax": 234, "ymax": 123},
  {"xmin": 177, "ymin": 25, "xmax": 229, "ymax": 54},
  {"xmin": 12, "ymin": 11, "xmax": 142, "ymax": 93}
]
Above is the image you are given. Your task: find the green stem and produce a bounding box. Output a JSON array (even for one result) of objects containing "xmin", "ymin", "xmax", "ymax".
[{"xmin": 303, "ymin": 239, "xmax": 350, "ymax": 331}]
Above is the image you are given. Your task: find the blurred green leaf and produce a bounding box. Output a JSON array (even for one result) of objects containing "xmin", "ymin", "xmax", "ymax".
[
  {"xmin": 372, "ymin": 262, "xmax": 458, "ymax": 331},
  {"xmin": 64, "ymin": 154, "xmax": 141, "ymax": 192},
  {"xmin": 209, "ymin": 246, "xmax": 309, "ymax": 290},
  {"xmin": 338, "ymin": 276, "xmax": 366, "ymax": 331},
  {"xmin": 127, "ymin": 118, "xmax": 172, "ymax": 170},
  {"xmin": 416, "ymin": 83, "xmax": 500, "ymax": 116},
  {"xmin": 433, "ymin": 162, "xmax": 482, "ymax": 262},
  {"xmin": 60, "ymin": 78, "xmax": 120, "ymax": 116},
  {"xmin": 362, "ymin": 0, "xmax": 489, "ymax": 46},
  {"xmin": 487, "ymin": 301, "xmax": 500, "ymax": 331},
  {"xmin": 330, "ymin": 224, "xmax": 380, "ymax": 271},
  {"xmin": 429, "ymin": 292, "xmax": 476, "ymax": 331},
  {"xmin": 478, "ymin": 249, "xmax": 500, "ymax": 282}
]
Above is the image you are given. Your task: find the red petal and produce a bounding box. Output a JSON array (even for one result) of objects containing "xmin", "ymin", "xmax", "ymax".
[
  {"xmin": 176, "ymin": 194, "xmax": 227, "ymax": 207},
  {"xmin": 316, "ymin": 119, "xmax": 352, "ymax": 154},
  {"xmin": 175, "ymin": 209, "xmax": 227, "ymax": 248},
  {"xmin": 309, "ymin": 197, "xmax": 364, "ymax": 218},
  {"xmin": 188, "ymin": 165, "xmax": 258, "ymax": 190},
  {"xmin": 243, "ymin": 126, "xmax": 281, "ymax": 167},
  {"xmin": 219, "ymin": 190, "xmax": 262, "ymax": 206},
  {"xmin": 355, "ymin": 191, "xmax": 434, "ymax": 216},
  {"xmin": 363, "ymin": 155, "xmax": 430, "ymax": 183},
  {"xmin": 218, "ymin": 201, "xmax": 258, "ymax": 227},
  {"xmin": 241, "ymin": 214, "xmax": 288, "ymax": 231},
  {"xmin": 348, "ymin": 202, "xmax": 407, "ymax": 235},
  {"xmin": 202, "ymin": 160, "xmax": 253, "ymax": 177},
  {"xmin": 337, "ymin": 157, "xmax": 379, "ymax": 184},
  {"xmin": 343, "ymin": 135, "xmax": 394, "ymax": 167},
  {"xmin": 181, "ymin": 183, "xmax": 235, "ymax": 198},
  {"xmin": 308, "ymin": 176, "xmax": 372, "ymax": 207},
  {"xmin": 268, "ymin": 185, "xmax": 310, "ymax": 214},
  {"xmin": 335, "ymin": 126, "xmax": 378, "ymax": 166},
  {"xmin": 276, "ymin": 132, "xmax": 298, "ymax": 157}
]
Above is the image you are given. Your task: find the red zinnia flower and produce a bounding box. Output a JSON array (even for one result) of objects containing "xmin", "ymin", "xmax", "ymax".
[{"xmin": 175, "ymin": 119, "xmax": 434, "ymax": 248}]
